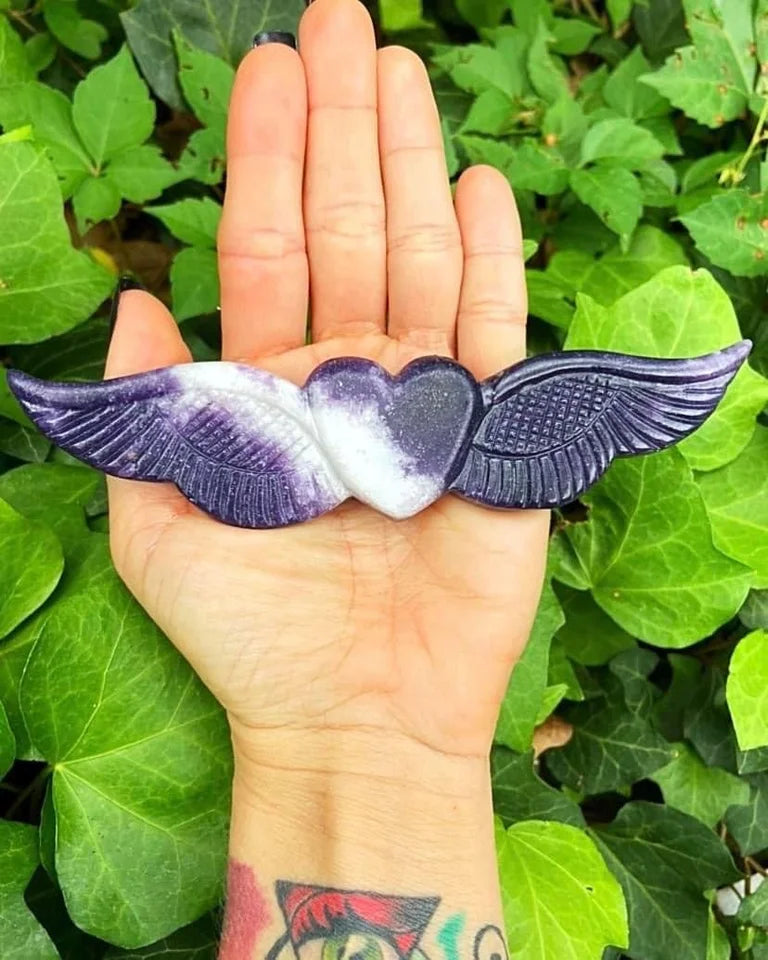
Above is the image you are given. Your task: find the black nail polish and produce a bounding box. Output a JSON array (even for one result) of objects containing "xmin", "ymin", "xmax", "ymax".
[
  {"xmin": 252, "ymin": 31, "xmax": 296, "ymax": 48},
  {"xmin": 109, "ymin": 275, "xmax": 145, "ymax": 333}
]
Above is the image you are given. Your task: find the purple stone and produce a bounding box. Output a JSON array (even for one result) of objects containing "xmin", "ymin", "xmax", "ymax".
[
  {"xmin": 6, "ymin": 341, "xmax": 751, "ymax": 528},
  {"xmin": 305, "ymin": 357, "xmax": 482, "ymax": 518}
]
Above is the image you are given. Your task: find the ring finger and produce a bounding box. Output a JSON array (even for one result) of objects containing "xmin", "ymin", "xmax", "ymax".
[{"xmin": 378, "ymin": 47, "xmax": 463, "ymax": 354}]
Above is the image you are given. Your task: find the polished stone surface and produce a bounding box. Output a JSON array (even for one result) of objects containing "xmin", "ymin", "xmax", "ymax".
[{"xmin": 8, "ymin": 341, "xmax": 751, "ymax": 528}]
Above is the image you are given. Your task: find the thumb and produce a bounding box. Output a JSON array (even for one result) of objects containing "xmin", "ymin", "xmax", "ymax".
[
  {"xmin": 105, "ymin": 280, "xmax": 191, "ymax": 378},
  {"xmin": 104, "ymin": 281, "xmax": 194, "ymax": 591}
]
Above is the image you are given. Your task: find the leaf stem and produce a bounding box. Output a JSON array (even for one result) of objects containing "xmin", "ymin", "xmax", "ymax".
[
  {"xmin": 732, "ymin": 98, "xmax": 768, "ymax": 183},
  {"xmin": 7, "ymin": 10, "xmax": 36, "ymax": 35},
  {"xmin": 745, "ymin": 856, "xmax": 768, "ymax": 878}
]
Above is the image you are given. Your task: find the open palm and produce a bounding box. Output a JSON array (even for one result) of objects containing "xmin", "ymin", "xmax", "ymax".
[{"xmin": 106, "ymin": 0, "xmax": 549, "ymax": 762}]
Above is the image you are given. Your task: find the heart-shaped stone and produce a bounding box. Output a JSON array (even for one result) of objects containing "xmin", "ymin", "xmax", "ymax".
[{"xmin": 305, "ymin": 357, "xmax": 482, "ymax": 519}]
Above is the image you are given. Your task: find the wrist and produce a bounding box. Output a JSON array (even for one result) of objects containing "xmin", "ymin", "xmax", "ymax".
[
  {"xmin": 227, "ymin": 722, "xmax": 500, "ymax": 908},
  {"xmin": 228, "ymin": 718, "xmax": 492, "ymax": 793}
]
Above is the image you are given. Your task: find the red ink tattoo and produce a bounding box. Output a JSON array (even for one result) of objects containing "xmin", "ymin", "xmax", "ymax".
[
  {"xmin": 268, "ymin": 882, "xmax": 439, "ymax": 960},
  {"xmin": 220, "ymin": 860, "xmax": 272, "ymax": 960},
  {"xmin": 221, "ymin": 871, "xmax": 508, "ymax": 960}
]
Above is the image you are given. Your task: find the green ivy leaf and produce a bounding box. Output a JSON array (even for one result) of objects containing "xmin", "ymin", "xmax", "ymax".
[
  {"xmin": 654, "ymin": 654, "xmax": 703, "ymax": 742},
  {"xmin": 741, "ymin": 589, "xmax": 768, "ymax": 630},
  {"xmin": 496, "ymin": 581, "xmax": 564, "ymax": 752},
  {"xmin": 683, "ymin": 666, "xmax": 752, "ymax": 773},
  {"xmin": 579, "ymin": 118, "xmax": 666, "ymax": 169},
  {"xmin": 177, "ymin": 127, "xmax": 227, "ymax": 186},
  {"xmin": 103, "ymin": 914, "xmax": 220, "ymax": 959},
  {"xmin": 0, "ymin": 495, "xmax": 63, "ymax": 641},
  {"xmin": 590, "ymin": 803, "xmax": 741, "ymax": 960},
  {"xmin": 707, "ymin": 907, "xmax": 731, "ymax": 960},
  {"xmin": 569, "ymin": 165, "xmax": 643, "ymax": 243},
  {"xmin": 606, "ymin": 0, "xmax": 632, "ymax": 31},
  {"xmin": 460, "ymin": 88, "xmax": 514, "ymax": 137},
  {"xmin": 726, "ymin": 771, "xmax": 768, "ymax": 855},
  {"xmin": 72, "ymin": 44, "xmax": 155, "ymax": 168},
  {"xmin": 459, "ymin": 135, "xmax": 570, "ymax": 194},
  {"xmin": 697, "ymin": 426, "xmax": 768, "ymax": 584},
  {"xmin": 633, "ymin": 0, "xmax": 689, "ymax": 61},
  {"xmin": 0, "ymin": 697, "xmax": 13, "ymax": 777},
  {"xmin": 0, "ymin": 141, "xmax": 114, "ymax": 343},
  {"xmin": 0, "ymin": 420, "xmax": 49, "ymax": 462},
  {"xmin": 680, "ymin": 190, "xmax": 768, "ymax": 279},
  {"xmin": 681, "ymin": 152, "xmax": 742, "ymax": 193},
  {"xmin": 547, "ymin": 638, "xmax": 583, "ymax": 703},
  {"xmin": 739, "ymin": 876, "xmax": 768, "ymax": 925},
  {"xmin": 565, "ymin": 266, "xmax": 764, "ymax": 472},
  {"xmin": 525, "ymin": 270, "xmax": 574, "ymax": 328},
  {"xmin": 557, "ymin": 450, "xmax": 751, "ymax": 645},
  {"xmin": 714, "ymin": 0, "xmax": 757, "ymax": 90},
  {"xmin": 107, "ymin": 144, "xmax": 180, "ymax": 204},
  {"xmin": 433, "ymin": 43, "xmax": 523, "ymax": 99},
  {"xmin": 0, "ymin": 535, "xmax": 109, "ymax": 760},
  {"xmin": 528, "ymin": 18, "xmax": 569, "ymax": 104},
  {"xmin": 542, "ymin": 95, "xmax": 588, "ymax": 165},
  {"xmin": 0, "ymin": 14, "xmax": 34, "ymax": 82},
  {"xmin": 548, "ymin": 225, "xmax": 688, "ymax": 311},
  {"xmin": 18, "ymin": 539, "xmax": 232, "ymax": 947},
  {"xmin": 603, "ymin": 46, "xmax": 670, "ymax": 120},
  {"xmin": 14, "ymin": 315, "xmax": 110, "ymax": 382},
  {"xmin": 174, "ymin": 32, "xmax": 234, "ymax": 134},
  {"xmin": 638, "ymin": 159, "xmax": 678, "ymax": 207},
  {"xmin": 0, "ymin": 822, "xmax": 59, "ymax": 959},
  {"xmin": 0, "ymin": 81, "xmax": 92, "ymax": 197},
  {"xmin": 72, "ymin": 174, "xmax": 122, "ymax": 232},
  {"xmin": 379, "ymin": 0, "xmax": 430, "ymax": 31},
  {"xmin": 0, "ymin": 462, "xmax": 99, "ymax": 555},
  {"xmin": 121, "ymin": 0, "xmax": 303, "ymax": 110},
  {"xmin": 684, "ymin": 365, "xmax": 768, "ymax": 472},
  {"xmin": 147, "ymin": 198, "xmax": 222, "ymax": 248},
  {"xmin": 24, "ymin": 32, "xmax": 56, "ymax": 74},
  {"xmin": 652, "ymin": 742, "xmax": 750, "ymax": 826},
  {"xmin": 508, "ymin": 0, "xmax": 553, "ymax": 36},
  {"xmin": 547, "ymin": 673, "xmax": 676, "ymax": 793},
  {"xmin": 550, "ymin": 17, "xmax": 601, "ymax": 56},
  {"xmin": 491, "ymin": 748, "xmax": 585, "ymax": 827},
  {"xmin": 554, "ymin": 585, "xmax": 635, "ymax": 666},
  {"xmin": 457, "ymin": 0, "xmax": 507, "ymax": 29},
  {"xmin": 726, "ymin": 630, "xmax": 768, "ymax": 751},
  {"xmin": 497, "ymin": 818, "xmax": 628, "ymax": 959},
  {"xmin": 171, "ymin": 246, "xmax": 220, "ymax": 322},
  {"xmin": 42, "ymin": 0, "xmax": 107, "ymax": 59},
  {"xmin": 641, "ymin": 0, "xmax": 754, "ymax": 127}
]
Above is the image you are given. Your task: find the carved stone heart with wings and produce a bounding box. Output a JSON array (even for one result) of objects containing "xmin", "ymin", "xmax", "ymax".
[{"xmin": 7, "ymin": 341, "xmax": 750, "ymax": 529}]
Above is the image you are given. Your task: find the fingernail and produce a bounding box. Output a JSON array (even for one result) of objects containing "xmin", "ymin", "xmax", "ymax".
[
  {"xmin": 252, "ymin": 31, "xmax": 296, "ymax": 48},
  {"xmin": 109, "ymin": 275, "xmax": 145, "ymax": 333}
]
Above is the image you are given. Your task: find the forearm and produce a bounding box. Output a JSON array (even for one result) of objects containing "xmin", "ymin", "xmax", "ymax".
[{"xmin": 220, "ymin": 726, "xmax": 505, "ymax": 960}]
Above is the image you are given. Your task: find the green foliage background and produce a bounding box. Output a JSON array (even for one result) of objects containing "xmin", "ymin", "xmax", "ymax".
[{"xmin": 0, "ymin": 0, "xmax": 767, "ymax": 957}]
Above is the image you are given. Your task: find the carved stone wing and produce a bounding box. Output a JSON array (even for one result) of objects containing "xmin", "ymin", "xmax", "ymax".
[
  {"xmin": 449, "ymin": 342, "xmax": 751, "ymax": 509},
  {"xmin": 8, "ymin": 363, "xmax": 349, "ymax": 528}
]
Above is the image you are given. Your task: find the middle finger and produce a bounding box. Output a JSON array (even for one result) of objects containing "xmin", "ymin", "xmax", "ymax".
[{"xmin": 300, "ymin": 0, "xmax": 387, "ymax": 341}]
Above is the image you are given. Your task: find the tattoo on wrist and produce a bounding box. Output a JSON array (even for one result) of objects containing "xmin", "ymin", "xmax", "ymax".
[{"xmin": 219, "ymin": 862, "xmax": 509, "ymax": 960}]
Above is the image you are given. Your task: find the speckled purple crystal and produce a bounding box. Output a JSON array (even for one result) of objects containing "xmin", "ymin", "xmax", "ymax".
[{"xmin": 7, "ymin": 341, "xmax": 751, "ymax": 528}]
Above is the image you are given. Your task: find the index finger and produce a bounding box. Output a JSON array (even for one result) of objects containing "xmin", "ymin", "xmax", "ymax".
[{"xmin": 218, "ymin": 41, "xmax": 309, "ymax": 362}]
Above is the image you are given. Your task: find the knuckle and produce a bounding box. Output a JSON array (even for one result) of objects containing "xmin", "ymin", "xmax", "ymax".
[
  {"xmin": 388, "ymin": 222, "xmax": 461, "ymax": 256},
  {"xmin": 460, "ymin": 297, "xmax": 526, "ymax": 325},
  {"xmin": 218, "ymin": 226, "xmax": 305, "ymax": 263},
  {"xmin": 397, "ymin": 327, "xmax": 454, "ymax": 353},
  {"xmin": 307, "ymin": 199, "xmax": 386, "ymax": 242}
]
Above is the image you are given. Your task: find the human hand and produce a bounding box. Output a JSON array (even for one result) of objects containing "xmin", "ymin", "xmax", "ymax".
[{"xmin": 106, "ymin": 0, "xmax": 549, "ymax": 775}]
